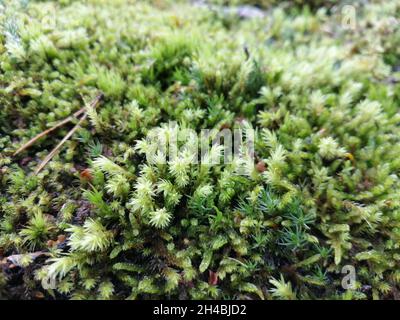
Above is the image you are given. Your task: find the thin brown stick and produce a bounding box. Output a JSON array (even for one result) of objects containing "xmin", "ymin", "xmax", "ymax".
[
  {"xmin": 13, "ymin": 107, "xmax": 86, "ymax": 156},
  {"xmin": 34, "ymin": 113, "xmax": 88, "ymax": 175},
  {"xmin": 13, "ymin": 93, "xmax": 104, "ymax": 156},
  {"xmin": 33, "ymin": 93, "xmax": 104, "ymax": 174}
]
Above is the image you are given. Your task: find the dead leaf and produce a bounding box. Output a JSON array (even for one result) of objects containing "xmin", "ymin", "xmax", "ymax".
[{"xmin": 208, "ymin": 270, "xmax": 218, "ymax": 286}]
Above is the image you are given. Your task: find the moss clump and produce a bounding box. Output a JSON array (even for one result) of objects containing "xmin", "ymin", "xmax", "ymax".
[{"xmin": 1, "ymin": 0, "xmax": 400, "ymax": 300}]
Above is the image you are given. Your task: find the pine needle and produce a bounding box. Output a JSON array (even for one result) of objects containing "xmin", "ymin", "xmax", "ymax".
[
  {"xmin": 13, "ymin": 93, "xmax": 104, "ymax": 156},
  {"xmin": 34, "ymin": 113, "xmax": 88, "ymax": 174},
  {"xmin": 33, "ymin": 93, "xmax": 104, "ymax": 174},
  {"xmin": 13, "ymin": 107, "xmax": 86, "ymax": 156}
]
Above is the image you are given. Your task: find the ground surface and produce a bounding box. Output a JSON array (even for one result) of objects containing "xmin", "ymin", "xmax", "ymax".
[{"xmin": 0, "ymin": 0, "xmax": 400, "ymax": 300}]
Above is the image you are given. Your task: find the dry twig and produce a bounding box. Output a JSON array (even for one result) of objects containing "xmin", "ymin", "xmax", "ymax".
[
  {"xmin": 34, "ymin": 113, "xmax": 89, "ymax": 174},
  {"xmin": 13, "ymin": 107, "xmax": 86, "ymax": 156},
  {"xmin": 13, "ymin": 93, "xmax": 104, "ymax": 174}
]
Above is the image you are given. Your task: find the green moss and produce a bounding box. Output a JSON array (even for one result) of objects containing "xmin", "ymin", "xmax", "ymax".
[{"xmin": 1, "ymin": 0, "xmax": 400, "ymax": 300}]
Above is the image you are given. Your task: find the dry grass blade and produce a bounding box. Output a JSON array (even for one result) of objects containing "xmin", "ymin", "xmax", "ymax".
[
  {"xmin": 33, "ymin": 93, "xmax": 104, "ymax": 174},
  {"xmin": 13, "ymin": 93, "xmax": 104, "ymax": 156},
  {"xmin": 13, "ymin": 107, "xmax": 86, "ymax": 156},
  {"xmin": 34, "ymin": 113, "xmax": 88, "ymax": 175}
]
